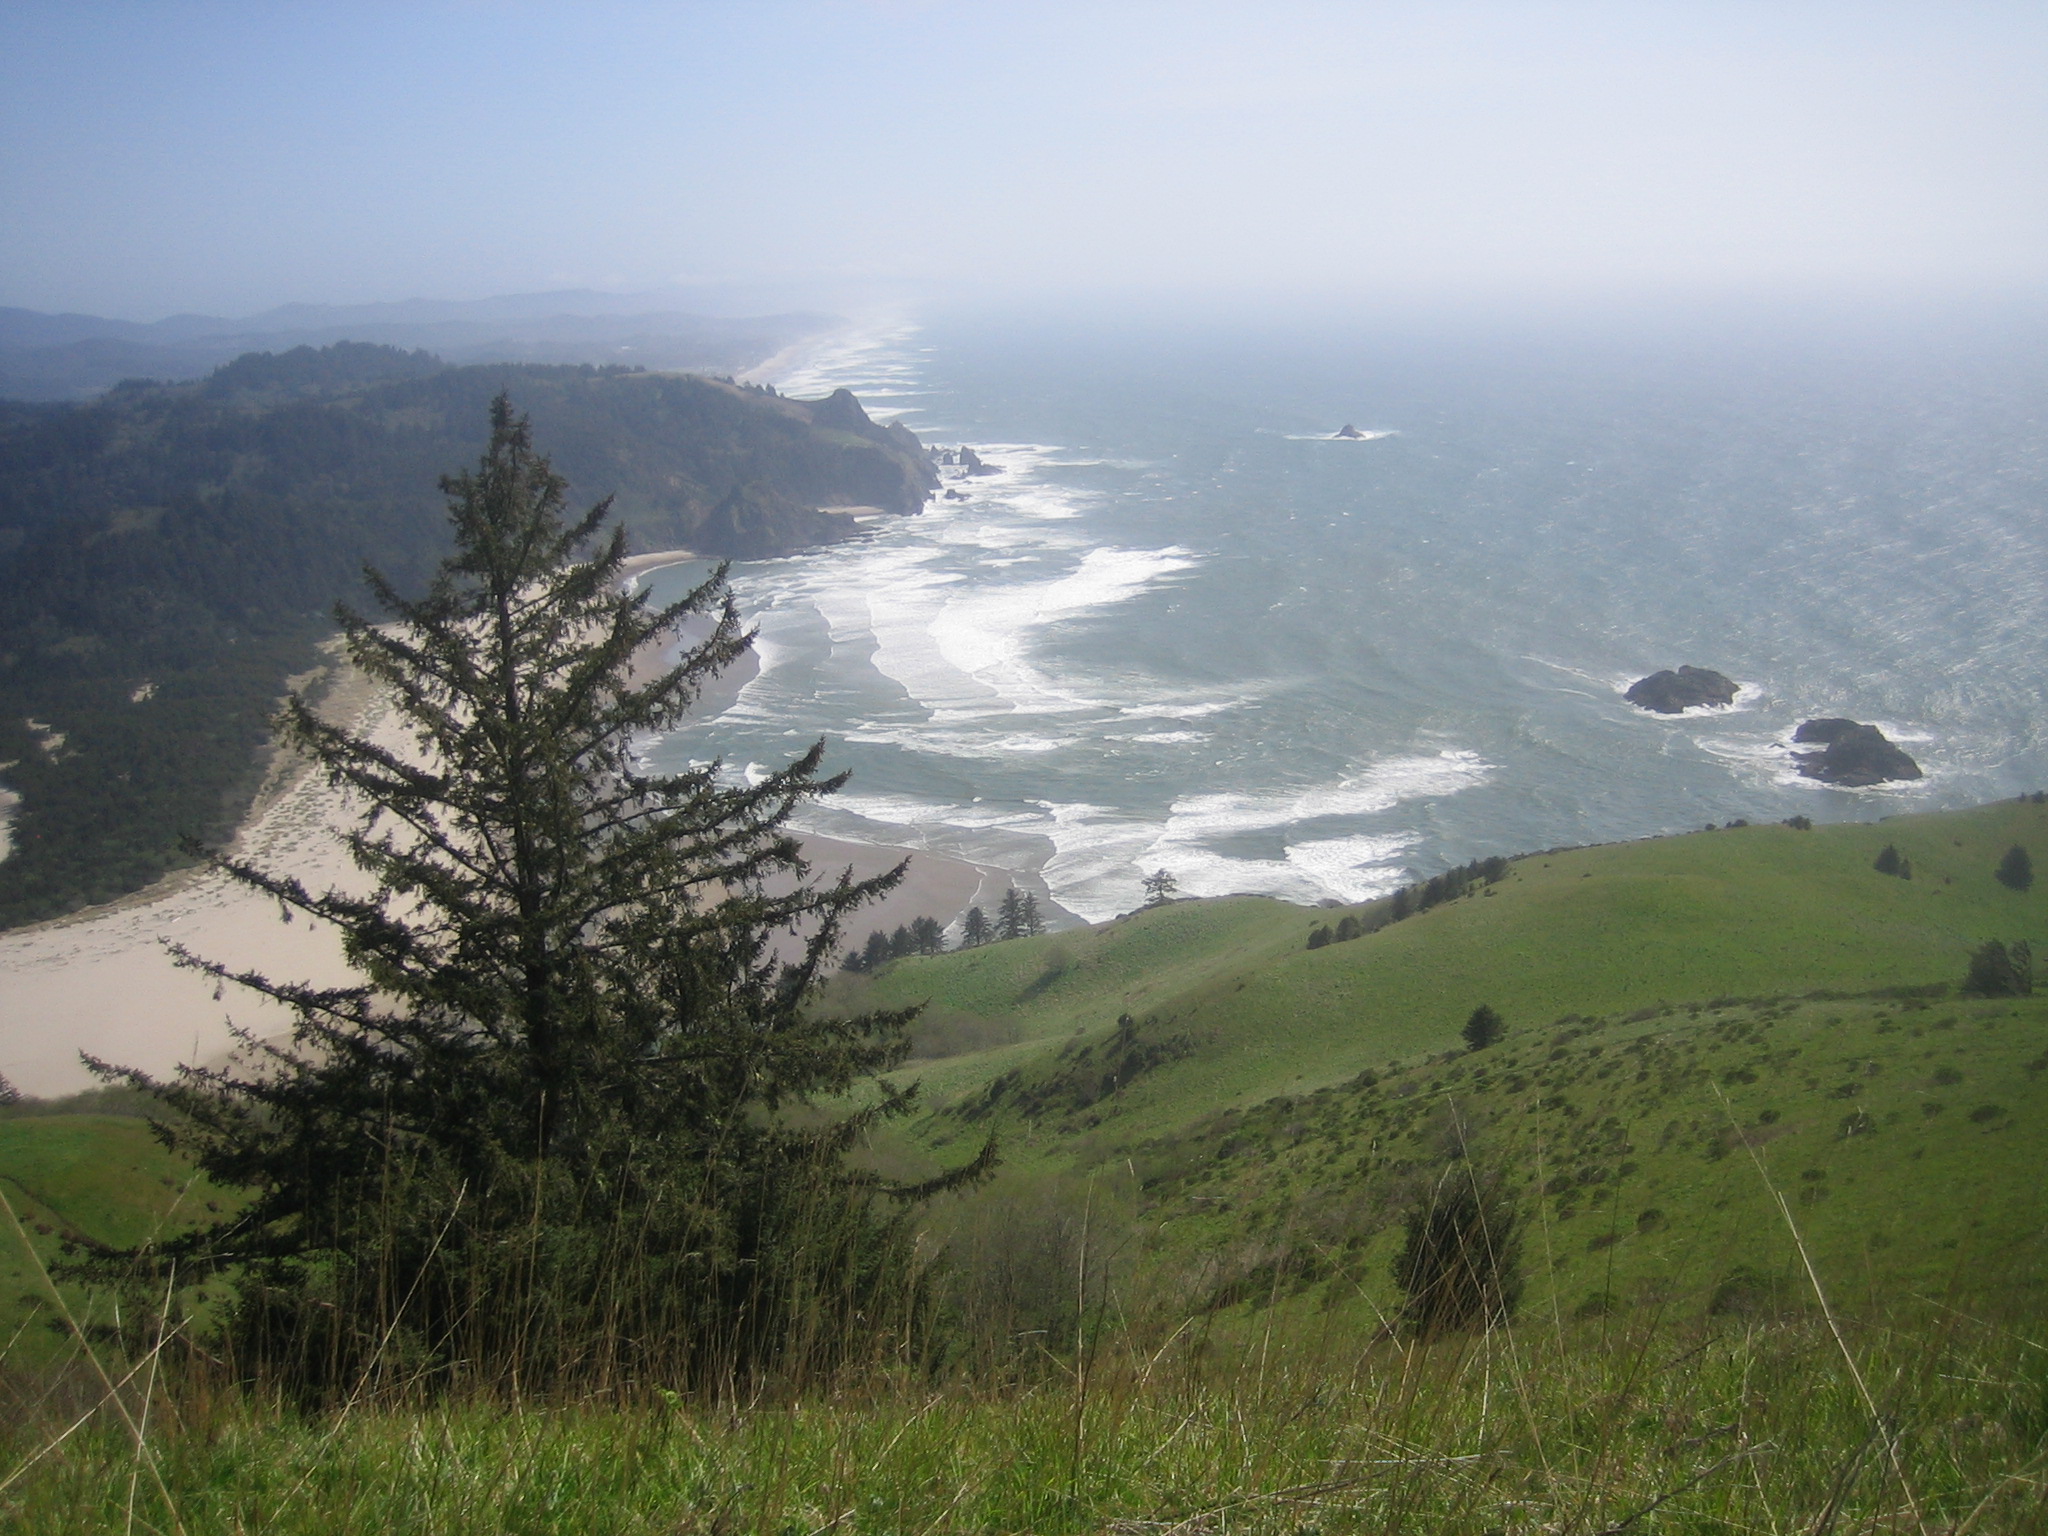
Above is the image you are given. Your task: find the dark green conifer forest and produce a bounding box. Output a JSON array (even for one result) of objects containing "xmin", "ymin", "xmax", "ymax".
[{"xmin": 0, "ymin": 343, "xmax": 935, "ymax": 926}]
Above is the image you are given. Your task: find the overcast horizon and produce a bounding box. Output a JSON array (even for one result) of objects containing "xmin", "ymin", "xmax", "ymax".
[{"xmin": 2, "ymin": 1, "xmax": 2044, "ymax": 324}]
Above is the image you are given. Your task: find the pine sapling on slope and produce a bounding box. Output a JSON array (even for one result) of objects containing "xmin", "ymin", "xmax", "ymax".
[
  {"xmin": 1392, "ymin": 1168, "xmax": 1523, "ymax": 1336},
  {"xmin": 1996, "ymin": 844, "xmax": 2034, "ymax": 892},
  {"xmin": 1462, "ymin": 1004, "xmax": 1505, "ymax": 1051},
  {"xmin": 85, "ymin": 397, "xmax": 990, "ymax": 1396},
  {"xmin": 1965, "ymin": 939, "xmax": 2034, "ymax": 997}
]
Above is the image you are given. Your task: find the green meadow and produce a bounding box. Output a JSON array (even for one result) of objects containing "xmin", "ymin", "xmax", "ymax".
[{"xmin": 3, "ymin": 798, "xmax": 2045, "ymax": 1531}]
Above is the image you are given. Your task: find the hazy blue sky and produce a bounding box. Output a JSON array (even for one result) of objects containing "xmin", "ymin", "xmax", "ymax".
[{"xmin": 2, "ymin": 1, "xmax": 2044, "ymax": 319}]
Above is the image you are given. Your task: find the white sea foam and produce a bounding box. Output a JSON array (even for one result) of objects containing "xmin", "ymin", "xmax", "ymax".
[
  {"xmin": 716, "ymin": 461, "xmax": 1200, "ymax": 736},
  {"xmin": 1118, "ymin": 699, "xmax": 1241, "ymax": 720},
  {"xmin": 807, "ymin": 752, "xmax": 1492, "ymax": 922},
  {"xmin": 920, "ymin": 544, "xmax": 1199, "ymax": 712},
  {"xmin": 1276, "ymin": 430, "xmax": 1398, "ymax": 441},
  {"xmin": 764, "ymin": 316, "xmax": 930, "ymax": 404},
  {"xmin": 776, "ymin": 737, "xmax": 1493, "ymax": 921},
  {"xmin": 1645, "ymin": 685, "xmax": 1764, "ymax": 718},
  {"xmin": 1284, "ymin": 834, "xmax": 1420, "ymax": 903},
  {"xmin": 655, "ymin": 328, "xmax": 1500, "ymax": 920},
  {"xmin": 1694, "ymin": 734, "xmax": 1803, "ymax": 786},
  {"xmin": 1164, "ymin": 752, "xmax": 1490, "ymax": 838}
]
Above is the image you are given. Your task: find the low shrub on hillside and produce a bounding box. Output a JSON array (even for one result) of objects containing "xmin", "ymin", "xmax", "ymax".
[{"xmin": 1392, "ymin": 1169, "xmax": 1524, "ymax": 1335}]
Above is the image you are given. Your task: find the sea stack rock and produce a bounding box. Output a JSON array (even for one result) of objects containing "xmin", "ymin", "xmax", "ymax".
[
  {"xmin": 1625, "ymin": 666, "xmax": 1739, "ymax": 714},
  {"xmin": 1333, "ymin": 423, "xmax": 1366, "ymax": 439},
  {"xmin": 1791, "ymin": 719, "xmax": 1923, "ymax": 787}
]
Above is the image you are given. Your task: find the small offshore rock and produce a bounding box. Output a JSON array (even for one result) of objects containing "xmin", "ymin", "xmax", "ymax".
[
  {"xmin": 1625, "ymin": 666, "xmax": 1739, "ymax": 714},
  {"xmin": 1333, "ymin": 423, "xmax": 1367, "ymax": 439},
  {"xmin": 1792, "ymin": 718, "xmax": 1923, "ymax": 786}
]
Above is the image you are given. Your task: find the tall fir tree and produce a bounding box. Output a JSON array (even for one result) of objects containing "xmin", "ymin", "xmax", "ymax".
[
  {"xmin": 959, "ymin": 905, "xmax": 988, "ymax": 947},
  {"xmin": 86, "ymin": 397, "xmax": 989, "ymax": 1396},
  {"xmin": 996, "ymin": 887, "xmax": 1024, "ymax": 941}
]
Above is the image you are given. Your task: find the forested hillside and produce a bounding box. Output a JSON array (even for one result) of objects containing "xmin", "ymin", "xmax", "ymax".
[
  {"xmin": 0, "ymin": 342, "xmax": 935, "ymax": 925},
  {"xmin": 0, "ymin": 297, "xmax": 836, "ymax": 400}
]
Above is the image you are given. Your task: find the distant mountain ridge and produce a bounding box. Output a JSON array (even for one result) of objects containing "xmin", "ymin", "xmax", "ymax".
[
  {"xmin": 0, "ymin": 341, "xmax": 936, "ymax": 925},
  {"xmin": 0, "ymin": 289, "xmax": 841, "ymax": 400}
]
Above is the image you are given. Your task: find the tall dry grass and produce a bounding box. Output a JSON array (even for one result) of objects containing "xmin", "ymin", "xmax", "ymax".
[{"xmin": 4, "ymin": 1161, "xmax": 2044, "ymax": 1534}]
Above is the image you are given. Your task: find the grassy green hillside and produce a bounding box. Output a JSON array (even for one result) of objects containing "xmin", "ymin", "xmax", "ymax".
[
  {"xmin": 0, "ymin": 1113, "xmax": 219, "ymax": 1363},
  {"xmin": 3, "ymin": 798, "xmax": 2045, "ymax": 1531},
  {"xmin": 1114, "ymin": 988, "xmax": 2048, "ymax": 1323},
  {"xmin": 8, "ymin": 797, "xmax": 2042, "ymax": 1341},
  {"xmin": 815, "ymin": 798, "xmax": 2048, "ymax": 1344},
  {"xmin": 845, "ymin": 797, "xmax": 2047, "ymax": 1139}
]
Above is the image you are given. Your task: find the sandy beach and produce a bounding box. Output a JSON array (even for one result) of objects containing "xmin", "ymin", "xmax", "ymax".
[
  {"xmin": 0, "ymin": 592, "xmax": 1024, "ymax": 1097},
  {"xmin": 616, "ymin": 547, "xmax": 703, "ymax": 582},
  {"xmin": 0, "ymin": 684, "xmax": 402, "ymax": 1098}
]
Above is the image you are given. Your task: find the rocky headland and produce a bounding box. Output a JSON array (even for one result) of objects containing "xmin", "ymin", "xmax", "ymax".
[
  {"xmin": 1625, "ymin": 666, "xmax": 1739, "ymax": 714},
  {"xmin": 1792, "ymin": 719, "xmax": 1924, "ymax": 787},
  {"xmin": 931, "ymin": 444, "xmax": 1000, "ymax": 476}
]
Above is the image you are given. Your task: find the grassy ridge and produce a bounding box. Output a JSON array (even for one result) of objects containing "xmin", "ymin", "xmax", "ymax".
[
  {"xmin": 850, "ymin": 799, "xmax": 2048, "ymax": 1146},
  {"xmin": 847, "ymin": 799, "xmax": 2046, "ymax": 1344}
]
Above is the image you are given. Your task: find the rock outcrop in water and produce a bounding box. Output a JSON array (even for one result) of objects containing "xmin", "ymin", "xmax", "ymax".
[
  {"xmin": 1792, "ymin": 719, "xmax": 1924, "ymax": 787},
  {"xmin": 1333, "ymin": 423, "xmax": 1367, "ymax": 439},
  {"xmin": 1625, "ymin": 666, "xmax": 1739, "ymax": 714}
]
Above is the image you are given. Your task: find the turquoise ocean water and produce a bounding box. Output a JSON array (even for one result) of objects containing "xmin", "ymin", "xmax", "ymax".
[{"xmin": 638, "ymin": 307, "xmax": 2048, "ymax": 926}]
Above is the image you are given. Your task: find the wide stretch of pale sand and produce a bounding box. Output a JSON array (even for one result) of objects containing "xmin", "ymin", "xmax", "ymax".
[{"xmin": 0, "ymin": 557, "xmax": 1032, "ymax": 1098}]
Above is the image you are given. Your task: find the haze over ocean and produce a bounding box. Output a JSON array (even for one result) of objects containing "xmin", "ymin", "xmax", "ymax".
[{"xmin": 639, "ymin": 307, "xmax": 2048, "ymax": 926}]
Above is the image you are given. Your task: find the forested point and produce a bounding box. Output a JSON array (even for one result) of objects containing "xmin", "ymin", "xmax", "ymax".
[{"xmin": 0, "ymin": 342, "xmax": 935, "ymax": 927}]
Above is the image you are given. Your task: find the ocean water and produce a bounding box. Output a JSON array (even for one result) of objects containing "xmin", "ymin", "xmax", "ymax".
[{"xmin": 639, "ymin": 306, "xmax": 2048, "ymax": 926}]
